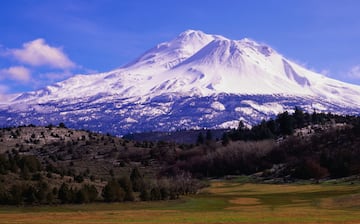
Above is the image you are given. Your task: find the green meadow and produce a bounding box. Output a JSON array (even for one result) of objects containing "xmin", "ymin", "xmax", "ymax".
[{"xmin": 1, "ymin": 179, "xmax": 360, "ymax": 223}]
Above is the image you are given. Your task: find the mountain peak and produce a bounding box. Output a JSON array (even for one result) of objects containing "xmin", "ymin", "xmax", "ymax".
[
  {"xmin": 238, "ymin": 38, "xmax": 275, "ymax": 56},
  {"xmin": 124, "ymin": 30, "xmax": 218, "ymax": 71},
  {"xmin": 3, "ymin": 29, "xmax": 360, "ymax": 135},
  {"xmin": 175, "ymin": 30, "xmax": 227, "ymax": 43},
  {"xmin": 12, "ymin": 29, "xmax": 360, "ymax": 101},
  {"xmin": 178, "ymin": 29, "xmax": 206, "ymax": 37}
]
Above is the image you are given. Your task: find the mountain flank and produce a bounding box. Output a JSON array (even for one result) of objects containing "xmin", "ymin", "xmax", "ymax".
[{"xmin": 1, "ymin": 30, "xmax": 360, "ymax": 135}]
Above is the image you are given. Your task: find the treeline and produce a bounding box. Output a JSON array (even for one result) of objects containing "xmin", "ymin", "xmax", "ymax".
[
  {"xmin": 169, "ymin": 121, "xmax": 360, "ymax": 180},
  {"xmin": 166, "ymin": 109, "xmax": 360, "ymax": 180},
  {"xmin": 268, "ymin": 121, "xmax": 360, "ymax": 179},
  {"xmin": 102, "ymin": 172, "xmax": 201, "ymax": 202},
  {"xmin": 167, "ymin": 140, "xmax": 274, "ymax": 178},
  {"xmin": 225, "ymin": 107, "xmax": 360, "ymax": 142},
  {"xmin": 0, "ymin": 151, "xmax": 202, "ymax": 205},
  {"xmin": 0, "ymin": 181, "xmax": 98, "ymax": 205}
]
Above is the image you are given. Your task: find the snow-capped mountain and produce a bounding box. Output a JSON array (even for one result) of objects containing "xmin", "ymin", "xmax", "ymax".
[{"xmin": 1, "ymin": 30, "xmax": 360, "ymax": 134}]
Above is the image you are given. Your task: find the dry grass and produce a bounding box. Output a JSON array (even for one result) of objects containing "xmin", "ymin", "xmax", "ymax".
[{"xmin": 1, "ymin": 180, "xmax": 360, "ymax": 223}]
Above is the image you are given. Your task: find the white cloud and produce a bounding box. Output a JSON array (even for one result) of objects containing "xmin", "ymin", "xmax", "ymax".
[
  {"xmin": 348, "ymin": 65, "xmax": 360, "ymax": 79},
  {"xmin": 0, "ymin": 66, "xmax": 31, "ymax": 82},
  {"xmin": 10, "ymin": 39, "xmax": 75, "ymax": 69}
]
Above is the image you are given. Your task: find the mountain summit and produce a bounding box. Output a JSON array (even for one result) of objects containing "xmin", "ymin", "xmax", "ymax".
[{"xmin": 1, "ymin": 30, "xmax": 360, "ymax": 134}]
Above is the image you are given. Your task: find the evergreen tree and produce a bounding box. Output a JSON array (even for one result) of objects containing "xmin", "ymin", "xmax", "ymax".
[
  {"xmin": 0, "ymin": 154, "xmax": 9, "ymax": 174},
  {"xmin": 102, "ymin": 180, "xmax": 125, "ymax": 202},
  {"xmin": 118, "ymin": 176, "xmax": 134, "ymax": 201},
  {"xmin": 58, "ymin": 183, "xmax": 71, "ymax": 203},
  {"xmin": 150, "ymin": 187, "xmax": 161, "ymax": 200},
  {"xmin": 130, "ymin": 167, "xmax": 143, "ymax": 192},
  {"xmin": 139, "ymin": 188, "xmax": 150, "ymax": 201},
  {"xmin": 58, "ymin": 122, "xmax": 67, "ymax": 128},
  {"xmin": 293, "ymin": 106, "xmax": 305, "ymax": 128},
  {"xmin": 160, "ymin": 187, "xmax": 170, "ymax": 200},
  {"xmin": 221, "ymin": 132, "xmax": 230, "ymax": 146},
  {"xmin": 196, "ymin": 133, "xmax": 204, "ymax": 145},
  {"xmin": 238, "ymin": 120, "xmax": 246, "ymax": 131},
  {"xmin": 23, "ymin": 186, "xmax": 37, "ymax": 204},
  {"xmin": 266, "ymin": 118, "xmax": 277, "ymax": 135},
  {"xmin": 277, "ymin": 111, "xmax": 295, "ymax": 135},
  {"xmin": 311, "ymin": 110, "xmax": 319, "ymax": 124},
  {"xmin": 10, "ymin": 184, "xmax": 24, "ymax": 205},
  {"xmin": 253, "ymin": 120, "xmax": 274, "ymax": 139},
  {"xmin": 19, "ymin": 155, "xmax": 41, "ymax": 173},
  {"xmin": 205, "ymin": 130, "xmax": 212, "ymax": 141},
  {"xmin": 76, "ymin": 184, "xmax": 98, "ymax": 203}
]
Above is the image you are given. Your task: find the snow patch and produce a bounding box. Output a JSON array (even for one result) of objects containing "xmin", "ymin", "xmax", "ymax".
[
  {"xmin": 235, "ymin": 107, "xmax": 253, "ymax": 115},
  {"xmin": 311, "ymin": 103, "xmax": 327, "ymax": 112},
  {"xmin": 211, "ymin": 101, "xmax": 225, "ymax": 111},
  {"xmin": 216, "ymin": 120, "xmax": 239, "ymax": 129},
  {"xmin": 241, "ymin": 100, "xmax": 284, "ymax": 115},
  {"xmin": 124, "ymin": 117, "xmax": 138, "ymax": 123}
]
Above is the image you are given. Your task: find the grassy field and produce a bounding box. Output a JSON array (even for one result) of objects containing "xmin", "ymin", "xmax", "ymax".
[{"xmin": 1, "ymin": 179, "xmax": 360, "ymax": 223}]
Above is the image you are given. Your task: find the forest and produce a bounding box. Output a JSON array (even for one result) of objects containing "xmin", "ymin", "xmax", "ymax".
[{"xmin": 0, "ymin": 108, "xmax": 360, "ymax": 205}]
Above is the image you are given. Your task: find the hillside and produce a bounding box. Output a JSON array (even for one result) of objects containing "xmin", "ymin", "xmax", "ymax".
[
  {"xmin": 0, "ymin": 124, "xmax": 201, "ymax": 205},
  {"xmin": 1, "ymin": 110, "xmax": 360, "ymax": 205}
]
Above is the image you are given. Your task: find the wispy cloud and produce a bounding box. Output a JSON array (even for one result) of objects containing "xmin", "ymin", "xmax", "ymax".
[
  {"xmin": 0, "ymin": 66, "xmax": 31, "ymax": 82},
  {"xmin": 347, "ymin": 65, "xmax": 360, "ymax": 79},
  {"xmin": 40, "ymin": 71, "xmax": 73, "ymax": 83},
  {"xmin": 0, "ymin": 84, "xmax": 10, "ymax": 102},
  {"xmin": 0, "ymin": 84, "xmax": 8, "ymax": 94},
  {"xmin": 9, "ymin": 39, "xmax": 75, "ymax": 69},
  {"xmin": 319, "ymin": 69, "xmax": 330, "ymax": 77}
]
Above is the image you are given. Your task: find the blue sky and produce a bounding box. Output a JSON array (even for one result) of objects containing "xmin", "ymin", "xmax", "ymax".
[{"xmin": 1, "ymin": 0, "xmax": 360, "ymax": 94}]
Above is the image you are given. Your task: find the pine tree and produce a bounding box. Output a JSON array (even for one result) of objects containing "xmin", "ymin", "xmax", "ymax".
[
  {"xmin": 196, "ymin": 133, "xmax": 204, "ymax": 145},
  {"xmin": 221, "ymin": 132, "xmax": 230, "ymax": 146},
  {"xmin": 205, "ymin": 130, "xmax": 212, "ymax": 141},
  {"xmin": 102, "ymin": 180, "xmax": 125, "ymax": 202},
  {"xmin": 139, "ymin": 189, "xmax": 150, "ymax": 201},
  {"xmin": 130, "ymin": 167, "xmax": 143, "ymax": 192},
  {"xmin": 293, "ymin": 106, "xmax": 305, "ymax": 128},
  {"xmin": 58, "ymin": 183, "xmax": 71, "ymax": 203},
  {"xmin": 118, "ymin": 176, "xmax": 134, "ymax": 201},
  {"xmin": 277, "ymin": 111, "xmax": 295, "ymax": 135}
]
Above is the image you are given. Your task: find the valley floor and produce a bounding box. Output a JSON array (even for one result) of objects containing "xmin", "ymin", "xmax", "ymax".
[{"xmin": 1, "ymin": 178, "xmax": 360, "ymax": 223}]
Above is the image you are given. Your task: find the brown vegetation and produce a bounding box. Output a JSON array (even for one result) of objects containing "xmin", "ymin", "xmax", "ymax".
[{"xmin": 1, "ymin": 110, "xmax": 360, "ymax": 205}]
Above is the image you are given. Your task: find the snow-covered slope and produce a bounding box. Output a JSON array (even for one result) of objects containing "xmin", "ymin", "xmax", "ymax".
[{"xmin": 1, "ymin": 30, "xmax": 360, "ymax": 134}]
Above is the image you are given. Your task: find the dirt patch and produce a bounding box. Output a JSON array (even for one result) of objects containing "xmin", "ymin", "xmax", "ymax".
[{"xmin": 229, "ymin": 197, "xmax": 261, "ymax": 205}]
